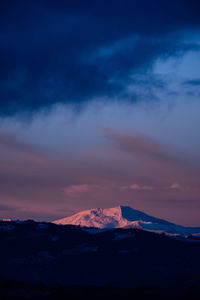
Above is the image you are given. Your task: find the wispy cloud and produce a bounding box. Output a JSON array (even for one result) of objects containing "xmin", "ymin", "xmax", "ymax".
[
  {"xmin": 63, "ymin": 184, "xmax": 93, "ymax": 197},
  {"xmin": 105, "ymin": 129, "xmax": 200, "ymax": 189},
  {"xmin": 0, "ymin": 128, "xmax": 200, "ymax": 225},
  {"xmin": 130, "ymin": 184, "xmax": 153, "ymax": 190},
  {"xmin": 170, "ymin": 183, "xmax": 181, "ymax": 189},
  {"xmin": 0, "ymin": 129, "xmax": 44, "ymax": 162},
  {"xmin": 104, "ymin": 129, "xmax": 177, "ymax": 164}
]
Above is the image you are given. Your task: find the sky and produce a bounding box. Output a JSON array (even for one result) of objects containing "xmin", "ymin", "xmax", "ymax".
[{"xmin": 0, "ymin": 0, "xmax": 200, "ymax": 225}]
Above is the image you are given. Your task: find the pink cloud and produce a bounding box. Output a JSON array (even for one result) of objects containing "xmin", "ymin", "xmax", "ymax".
[
  {"xmin": 170, "ymin": 183, "xmax": 181, "ymax": 189},
  {"xmin": 130, "ymin": 184, "xmax": 141, "ymax": 190},
  {"xmin": 130, "ymin": 184, "xmax": 153, "ymax": 190}
]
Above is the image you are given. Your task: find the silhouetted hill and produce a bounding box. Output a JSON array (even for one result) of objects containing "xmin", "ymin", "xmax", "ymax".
[{"xmin": 0, "ymin": 220, "xmax": 200, "ymax": 290}]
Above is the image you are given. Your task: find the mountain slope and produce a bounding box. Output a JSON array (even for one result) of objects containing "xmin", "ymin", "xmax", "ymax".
[{"xmin": 53, "ymin": 205, "xmax": 200, "ymax": 237}]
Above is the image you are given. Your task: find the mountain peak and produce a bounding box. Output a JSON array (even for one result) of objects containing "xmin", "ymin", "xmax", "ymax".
[
  {"xmin": 53, "ymin": 205, "xmax": 200, "ymax": 237},
  {"xmin": 53, "ymin": 205, "xmax": 169, "ymax": 228}
]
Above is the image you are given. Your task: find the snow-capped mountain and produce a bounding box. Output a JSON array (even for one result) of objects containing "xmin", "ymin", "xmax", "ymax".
[{"xmin": 53, "ymin": 205, "xmax": 200, "ymax": 237}]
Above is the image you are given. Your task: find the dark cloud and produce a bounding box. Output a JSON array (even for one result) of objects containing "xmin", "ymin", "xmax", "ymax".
[
  {"xmin": 183, "ymin": 79, "xmax": 200, "ymax": 86},
  {"xmin": 0, "ymin": 204, "xmax": 19, "ymax": 211},
  {"xmin": 0, "ymin": 0, "xmax": 200, "ymax": 115}
]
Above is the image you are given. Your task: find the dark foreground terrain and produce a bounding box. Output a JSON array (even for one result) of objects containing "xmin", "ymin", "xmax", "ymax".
[
  {"xmin": 0, "ymin": 220, "xmax": 200, "ymax": 298},
  {"xmin": 1, "ymin": 277, "xmax": 200, "ymax": 300}
]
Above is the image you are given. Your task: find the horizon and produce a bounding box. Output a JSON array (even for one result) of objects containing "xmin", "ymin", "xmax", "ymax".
[
  {"xmin": 2, "ymin": 204, "xmax": 200, "ymax": 228},
  {"xmin": 0, "ymin": 0, "xmax": 200, "ymax": 226}
]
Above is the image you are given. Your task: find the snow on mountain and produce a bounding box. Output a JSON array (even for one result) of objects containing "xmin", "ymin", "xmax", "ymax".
[{"xmin": 53, "ymin": 205, "xmax": 200, "ymax": 237}]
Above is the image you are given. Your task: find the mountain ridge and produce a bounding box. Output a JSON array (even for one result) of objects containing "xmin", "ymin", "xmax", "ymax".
[{"xmin": 53, "ymin": 205, "xmax": 200, "ymax": 237}]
